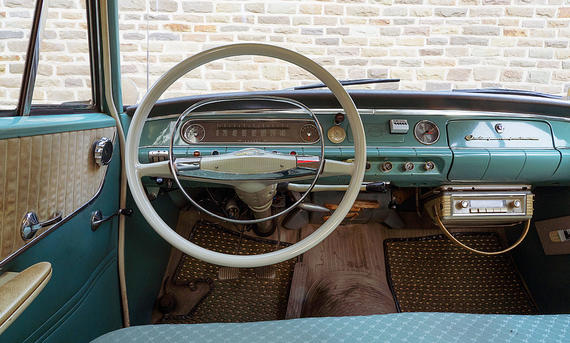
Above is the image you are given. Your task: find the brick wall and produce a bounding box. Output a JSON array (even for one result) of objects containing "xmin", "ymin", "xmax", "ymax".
[
  {"xmin": 1, "ymin": 0, "xmax": 570, "ymax": 109},
  {"xmin": 118, "ymin": 0, "xmax": 570, "ymax": 103},
  {"xmin": 0, "ymin": 0, "xmax": 91, "ymax": 109}
]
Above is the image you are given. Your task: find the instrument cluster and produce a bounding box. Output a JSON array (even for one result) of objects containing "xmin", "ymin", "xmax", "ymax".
[{"xmin": 180, "ymin": 119, "xmax": 320, "ymax": 145}]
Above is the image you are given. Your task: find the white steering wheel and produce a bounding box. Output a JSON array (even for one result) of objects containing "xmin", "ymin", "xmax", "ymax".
[{"xmin": 125, "ymin": 43, "xmax": 367, "ymax": 267}]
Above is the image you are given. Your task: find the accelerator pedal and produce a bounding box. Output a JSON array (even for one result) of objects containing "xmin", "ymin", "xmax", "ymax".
[
  {"xmin": 218, "ymin": 267, "xmax": 240, "ymax": 280},
  {"xmin": 255, "ymin": 265, "xmax": 276, "ymax": 280}
]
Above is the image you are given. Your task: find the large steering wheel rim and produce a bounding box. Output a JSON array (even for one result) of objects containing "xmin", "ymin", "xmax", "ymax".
[{"xmin": 126, "ymin": 43, "xmax": 367, "ymax": 267}]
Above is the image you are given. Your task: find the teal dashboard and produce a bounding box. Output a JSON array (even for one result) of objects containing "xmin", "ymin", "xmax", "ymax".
[{"xmin": 130, "ymin": 90, "xmax": 570, "ymax": 187}]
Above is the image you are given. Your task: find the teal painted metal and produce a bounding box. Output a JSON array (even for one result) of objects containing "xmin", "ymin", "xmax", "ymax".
[
  {"xmin": 447, "ymin": 119, "xmax": 554, "ymax": 149},
  {"xmin": 1, "ymin": 140, "xmax": 122, "ymax": 342},
  {"xmin": 553, "ymin": 148, "xmax": 570, "ymax": 182},
  {"xmin": 447, "ymin": 119, "xmax": 563, "ymax": 183},
  {"xmin": 0, "ymin": 113, "xmax": 115, "ymax": 139},
  {"xmin": 518, "ymin": 150, "xmax": 561, "ymax": 181},
  {"xmin": 550, "ymin": 120, "xmax": 570, "ymax": 148},
  {"xmin": 139, "ymin": 114, "xmax": 570, "ymax": 185},
  {"xmin": 483, "ymin": 149, "xmax": 525, "ymax": 180},
  {"xmin": 124, "ymin": 194, "xmax": 179, "ymax": 326},
  {"xmin": 348, "ymin": 116, "xmax": 449, "ymax": 148},
  {"xmin": 41, "ymin": 256, "xmax": 122, "ymax": 343},
  {"xmin": 100, "ymin": 0, "xmax": 123, "ymax": 114},
  {"xmin": 448, "ymin": 149, "xmax": 490, "ymax": 181}
]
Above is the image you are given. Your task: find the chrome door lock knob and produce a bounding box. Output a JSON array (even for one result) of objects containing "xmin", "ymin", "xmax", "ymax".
[{"xmin": 93, "ymin": 137, "xmax": 113, "ymax": 167}]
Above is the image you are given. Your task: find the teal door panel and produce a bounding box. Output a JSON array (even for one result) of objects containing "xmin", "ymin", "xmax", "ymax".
[
  {"xmin": 0, "ymin": 116, "xmax": 122, "ymax": 342},
  {"xmin": 124, "ymin": 195, "xmax": 179, "ymax": 326},
  {"xmin": 41, "ymin": 256, "xmax": 121, "ymax": 343}
]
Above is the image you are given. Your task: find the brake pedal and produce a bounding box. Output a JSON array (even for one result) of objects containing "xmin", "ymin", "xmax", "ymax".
[
  {"xmin": 255, "ymin": 265, "xmax": 276, "ymax": 280},
  {"xmin": 218, "ymin": 267, "xmax": 240, "ymax": 280}
]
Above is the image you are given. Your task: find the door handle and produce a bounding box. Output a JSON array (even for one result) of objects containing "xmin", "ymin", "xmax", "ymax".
[{"xmin": 21, "ymin": 212, "xmax": 62, "ymax": 240}]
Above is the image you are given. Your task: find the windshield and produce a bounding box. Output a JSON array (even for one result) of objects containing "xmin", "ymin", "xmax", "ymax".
[{"xmin": 117, "ymin": 2, "xmax": 569, "ymax": 105}]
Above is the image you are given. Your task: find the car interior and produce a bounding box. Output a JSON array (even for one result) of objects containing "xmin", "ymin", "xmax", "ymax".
[{"xmin": 0, "ymin": 1, "xmax": 569, "ymax": 342}]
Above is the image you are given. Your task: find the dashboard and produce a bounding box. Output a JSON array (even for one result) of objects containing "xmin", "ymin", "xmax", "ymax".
[{"xmin": 132, "ymin": 90, "xmax": 570, "ymax": 187}]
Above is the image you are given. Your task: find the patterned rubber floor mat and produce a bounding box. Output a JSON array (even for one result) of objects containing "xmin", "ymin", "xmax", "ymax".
[
  {"xmin": 384, "ymin": 233, "xmax": 538, "ymax": 314},
  {"xmin": 160, "ymin": 221, "xmax": 296, "ymax": 324}
]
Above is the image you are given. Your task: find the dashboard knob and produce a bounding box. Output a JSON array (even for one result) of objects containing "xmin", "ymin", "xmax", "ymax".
[
  {"xmin": 512, "ymin": 199, "xmax": 521, "ymax": 208},
  {"xmin": 460, "ymin": 200, "xmax": 470, "ymax": 209},
  {"xmin": 403, "ymin": 162, "xmax": 414, "ymax": 171},
  {"xmin": 424, "ymin": 161, "xmax": 435, "ymax": 171},
  {"xmin": 93, "ymin": 137, "xmax": 113, "ymax": 167},
  {"xmin": 381, "ymin": 161, "xmax": 393, "ymax": 172},
  {"xmin": 495, "ymin": 123, "xmax": 504, "ymax": 134}
]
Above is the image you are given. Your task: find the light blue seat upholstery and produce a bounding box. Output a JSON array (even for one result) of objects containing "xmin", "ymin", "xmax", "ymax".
[{"xmin": 93, "ymin": 312, "xmax": 570, "ymax": 343}]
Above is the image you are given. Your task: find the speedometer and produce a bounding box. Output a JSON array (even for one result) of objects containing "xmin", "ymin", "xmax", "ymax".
[
  {"xmin": 181, "ymin": 123, "xmax": 206, "ymax": 144},
  {"xmin": 414, "ymin": 120, "xmax": 440, "ymax": 145}
]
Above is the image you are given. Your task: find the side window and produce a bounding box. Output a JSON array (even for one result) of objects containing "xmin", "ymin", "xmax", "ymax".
[
  {"xmin": 0, "ymin": 0, "xmax": 93, "ymax": 114},
  {"xmin": 32, "ymin": 0, "xmax": 92, "ymax": 107},
  {"xmin": 0, "ymin": 1, "xmax": 35, "ymax": 110}
]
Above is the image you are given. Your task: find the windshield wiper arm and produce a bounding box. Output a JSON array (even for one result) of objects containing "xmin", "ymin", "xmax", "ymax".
[
  {"xmin": 452, "ymin": 88, "xmax": 562, "ymax": 99},
  {"xmin": 293, "ymin": 78, "xmax": 400, "ymax": 91}
]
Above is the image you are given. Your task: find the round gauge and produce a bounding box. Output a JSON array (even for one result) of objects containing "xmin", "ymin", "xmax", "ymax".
[
  {"xmin": 181, "ymin": 123, "xmax": 206, "ymax": 144},
  {"xmin": 300, "ymin": 124, "xmax": 320, "ymax": 143},
  {"xmin": 327, "ymin": 125, "xmax": 346, "ymax": 144},
  {"xmin": 414, "ymin": 120, "xmax": 440, "ymax": 145}
]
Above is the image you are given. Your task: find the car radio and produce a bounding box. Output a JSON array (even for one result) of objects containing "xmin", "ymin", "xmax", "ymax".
[{"xmin": 424, "ymin": 185, "xmax": 533, "ymax": 225}]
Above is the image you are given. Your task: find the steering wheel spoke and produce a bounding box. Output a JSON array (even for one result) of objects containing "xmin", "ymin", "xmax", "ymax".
[
  {"xmin": 322, "ymin": 159, "xmax": 355, "ymax": 176},
  {"xmin": 136, "ymin": 160, "xmax": 172, "ymax": 178}
]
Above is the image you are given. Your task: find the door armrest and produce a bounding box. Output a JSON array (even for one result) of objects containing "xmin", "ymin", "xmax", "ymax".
[{"xmin": 0, "ymin": 262, "xmax": 52, "ymax": 335}]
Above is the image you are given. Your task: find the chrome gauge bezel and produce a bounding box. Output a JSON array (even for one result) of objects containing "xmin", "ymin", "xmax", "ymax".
[
  {"xmin": 299, "ymin": 123, "xmax": 320, "ymax": 143},
  {"xmin": 413, "ymin": 120, "xmax": 440, "ymax": 145},
  {"xmin": 180, "ymin": 122, "xmax": 206, "ymax": 144}
]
